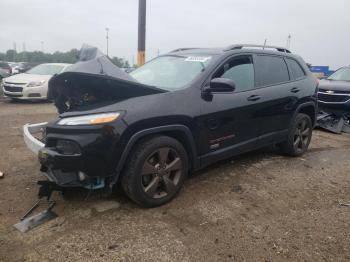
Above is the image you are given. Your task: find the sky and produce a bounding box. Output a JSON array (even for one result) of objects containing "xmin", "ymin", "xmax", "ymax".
[{"xmin": 0, "ymin": 0, "xmax": 349, "ymax": 69}]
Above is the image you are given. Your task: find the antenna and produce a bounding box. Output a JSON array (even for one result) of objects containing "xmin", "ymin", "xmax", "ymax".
[
  {"xmin": 105, "ymin": 27, "xmax": 109, "ymax": 57},
  {"xmin": 263, "ymin": 39, "xmax": 267, "ymax": 50},
  {"xmin": 286, "ymin": 34, "xmax": 291, "ymax": 49}
]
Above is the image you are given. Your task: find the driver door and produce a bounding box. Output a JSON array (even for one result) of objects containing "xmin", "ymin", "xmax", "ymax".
[{"xmin": 198, "ymin": 54, "xmax": 263, "ymax": 166}]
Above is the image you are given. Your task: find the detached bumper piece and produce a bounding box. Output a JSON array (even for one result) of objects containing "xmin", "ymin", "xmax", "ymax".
[
  {"xmin": 316, "ymin": 111, "xmax": 350, "ymax": 134},
  {"xmin": 23, "ymin": 122, "xmax": 47, "ymax": 154},
  {"xmin": 14, "ymin": 181, "xmax": 63, "ymax": 233}
]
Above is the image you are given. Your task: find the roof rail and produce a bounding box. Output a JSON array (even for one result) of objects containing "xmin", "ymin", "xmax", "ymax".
[
  {"xmin": 224, "ymin": 44, "xmax": 291, "ymax": 53},
  {"xmin": 170, "ymin": 48, "xmax": 200, "ymax": 53}
]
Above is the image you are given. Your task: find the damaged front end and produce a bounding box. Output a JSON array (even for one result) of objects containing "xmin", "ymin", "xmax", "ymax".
[
  {"xmin": 48, "ymin": 44, "xmax": 165, "ymax": 114},
  {"xmin": 316, "ymin": 73, "xmax": 350, "ymax": 134},
  {"xmin": 23, "ymin": 45, "xmax": 165, "ymax": 190}
]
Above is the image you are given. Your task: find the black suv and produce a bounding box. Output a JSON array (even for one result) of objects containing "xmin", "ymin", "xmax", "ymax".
[{"xmin": 35, "ymin": 44, "xmax": 318, "ymax": 207}]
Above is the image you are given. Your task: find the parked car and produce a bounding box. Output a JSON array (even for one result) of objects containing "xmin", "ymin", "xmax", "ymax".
[
  {"xmin": 0, "ymin": 69, "xmax": 10, "ymax": 98},
  {"xmin": 0, "ymin": 68, "xmax": 10, "ymax": 81},
  {"xmin": 2, "ymin": 63, "xmax": 71, "ymax": 100},
  {"xmin": 318, "ymin": 66, "xmax": 350, "ymax": 111},
  {"xmin": 8, "ymin": 62, "xmax": 19, "ymax": 74},
  {"xmin": 8, "ymin": 62, "xmax": 32, "ymax": 74},
  {"xmin": 0, "ymin": 62, "xmax": 12, "ymax": 75},
  {"xmin": 24, "ymin": 44, "xmax": 318, "ymax": 207}
]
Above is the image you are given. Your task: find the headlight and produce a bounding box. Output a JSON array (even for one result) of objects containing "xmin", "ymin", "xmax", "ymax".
[
  {"xmin": 27, "ymin": 80, "xmax": 45, "ymax": 87},
  {"xmin": 57, "ymin": 112, "xmax": 121, "ymax": 126}
]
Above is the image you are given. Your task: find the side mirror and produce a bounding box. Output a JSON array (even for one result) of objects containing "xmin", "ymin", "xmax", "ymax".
[{"xmin": 205, "ymin": 78, "xmax": 236, "ymax": 93}]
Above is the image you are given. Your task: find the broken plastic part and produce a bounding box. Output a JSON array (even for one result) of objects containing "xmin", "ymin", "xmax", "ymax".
[{"xmin": 316, "ymin": 110, "xmax": 350, "ymax": 134}]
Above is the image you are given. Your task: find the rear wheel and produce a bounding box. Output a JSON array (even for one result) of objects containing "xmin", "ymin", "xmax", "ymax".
[
  {"xmin": 280, "ymin": 113, "xmax": 312, "ymax": 156},
  {"xmin": 121, "ymin": 136, "xmax": 188, "ymax": 207}
]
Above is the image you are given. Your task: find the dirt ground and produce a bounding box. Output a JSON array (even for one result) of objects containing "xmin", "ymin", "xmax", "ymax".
[{"xmin": 0, "ymin": 98, "xmax": 349, "ymax": 262}]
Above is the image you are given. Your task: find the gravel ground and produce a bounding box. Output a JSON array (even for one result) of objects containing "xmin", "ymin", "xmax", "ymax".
[{"xmin": 0, "ymin": 98, "xmax": 349, "ymax": 261}]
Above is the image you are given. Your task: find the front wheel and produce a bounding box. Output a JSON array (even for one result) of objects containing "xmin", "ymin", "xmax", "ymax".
[
  {"xmin": 280, "ymin": 113, "xmax": 313, "ymax": 156},
  {"xmin": 121, "ymin": 136, "xmax": 188, "ymax": 208}
]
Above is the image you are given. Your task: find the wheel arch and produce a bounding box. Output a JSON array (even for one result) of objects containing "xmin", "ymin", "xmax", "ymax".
[
  {"xmin": 112, "ymin": 125, "xmax": 198, "ymax": 185},
  {"xmin": 294, "ymin": 102, "xmax": 317, "ymax": 127}
]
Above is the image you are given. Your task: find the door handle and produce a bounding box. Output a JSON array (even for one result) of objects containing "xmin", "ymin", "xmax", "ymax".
[
  {"xmin": 291, "ymin": 87, "xmax": 301, "ymax": 93},
  {"xmin": 247, "ymin": 95, "xmax": 261, "ymax": 101}
]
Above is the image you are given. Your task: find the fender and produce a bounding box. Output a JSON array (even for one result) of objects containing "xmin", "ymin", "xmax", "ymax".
[
  {"xmin": 292, "ymin": 101, "xmax": 317, "ymax": 127},
  {"xmin": 111, "ymin": 124, "xmax": 199, "ymax": 185}
]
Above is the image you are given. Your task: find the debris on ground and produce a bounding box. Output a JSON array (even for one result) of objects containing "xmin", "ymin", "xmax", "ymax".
[
  {"xmin": 316, "ymin": 111, "xmax": 350, "ymax": 134},
  {"xmin": 232, "ymin": 185, "xmax": 243, "ymax": 193},
  {"xmin": 0, "ymin": 171, "xmax": 4, "ymax": 179},
  {"xmin": 92, "ymin": 200, "xmax": 120, "ymax": 213}
]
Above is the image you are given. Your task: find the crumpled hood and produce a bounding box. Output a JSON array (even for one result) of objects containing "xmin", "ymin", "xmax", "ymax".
[
  {"xmin": 48, "ymin": 45, "xmax": 166, "ymax": 114},
  {"xmin": 4, "ymin": 73, "xmax": 52, "ymax": 84},
  {"xmin": 319, "ymin": 79, "xmax": 350, "ymax": 92}
]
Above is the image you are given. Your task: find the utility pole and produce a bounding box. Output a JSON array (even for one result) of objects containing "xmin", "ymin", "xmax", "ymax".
[
  {"xmin": 138, "ymin": 0, "xmax": 146, "ymax": 66},
  {"xmin": 286, "ymin": 34, "xmax": 291, "ymax": 49},
  {"xmin": 13, "ymin": 42, "xmax": 17, "ymax": 61},
  {"xmin": 22, "ymin": 43, "xmax": 27, "ymax": 62},
  {"xmin": 105, "ymin": 27, "xmax": 109, "ymax": 57}
]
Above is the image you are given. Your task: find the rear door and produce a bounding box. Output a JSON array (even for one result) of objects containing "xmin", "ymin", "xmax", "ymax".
[{"xmin": 252, "ymin": 54, "xmax": 298, "ymax": 144}]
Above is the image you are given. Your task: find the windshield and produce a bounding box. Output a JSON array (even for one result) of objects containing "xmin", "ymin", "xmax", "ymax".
[
  {"xmin": 26, "ymin": 64, "xmax": 66, "ymax": 75},
  {"xmin": 327, "ymin": 67, "xmax": 350, "ymax": 81},
  {"xmin": 130, "ymin": 55, "xmax": 213, "ymax": 90}
]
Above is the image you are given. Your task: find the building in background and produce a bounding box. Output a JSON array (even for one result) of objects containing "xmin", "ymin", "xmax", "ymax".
[{"xmin": 309, "ymin": 66, "xmax": 334, "ymax": 79}]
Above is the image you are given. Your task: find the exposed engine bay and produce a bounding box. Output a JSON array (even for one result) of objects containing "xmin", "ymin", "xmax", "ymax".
[{"xmin": 48, "ymin": 45, "xmax": 165, "ymax": 114}]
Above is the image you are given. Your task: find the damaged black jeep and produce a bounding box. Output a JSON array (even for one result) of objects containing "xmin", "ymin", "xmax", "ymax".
[{"xmin": 24, "ymin": 44, "xmax": 318, "ymax": 207}]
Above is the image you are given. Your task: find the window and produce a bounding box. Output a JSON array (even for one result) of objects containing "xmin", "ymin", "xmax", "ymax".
[
  {"xmin": 256, "ymin": 55, "xmax": 289, "ymax": 86},
  {"xmin": 213, "ymin": 55, "xmax": 255, "ymax": 92},
  {"xmin": 26, "ymin": 64, "xmax": 66, "ymax": 75},
  {"xmin": 130, "ymin": 55, "xmax": 215, "ymax": 91},
  {"xmin": 286, "ymin": 58, "xmax": 305, "ymax": 80},
  {"xmin": 327, "ymin": 67, "xmax": 350, "ymax": 81}
]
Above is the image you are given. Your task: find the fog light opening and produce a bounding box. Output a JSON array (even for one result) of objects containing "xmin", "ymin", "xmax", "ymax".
[{"xmin": 78, "ymin": 171, "xmax": 86, "ymax": 181}]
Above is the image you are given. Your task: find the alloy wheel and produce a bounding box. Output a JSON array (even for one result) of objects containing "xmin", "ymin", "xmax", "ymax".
[
  {"xmin": 141, "ymin": 147, "xmax": 183, "ymax": 199},
  {"xmin": 293, "ymin": 119, "xmax": 310, "ymax": 151}
]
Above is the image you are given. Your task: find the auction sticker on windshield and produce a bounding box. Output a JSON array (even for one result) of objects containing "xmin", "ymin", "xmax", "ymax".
[{"xmin": 185, "ymin": 56, "xmax": 211, "ymax": 63}]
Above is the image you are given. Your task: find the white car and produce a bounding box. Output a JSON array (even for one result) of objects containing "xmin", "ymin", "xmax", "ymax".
[{"xmin": 2, "ymin": 63, "xmax": 71, "ymax": 100}]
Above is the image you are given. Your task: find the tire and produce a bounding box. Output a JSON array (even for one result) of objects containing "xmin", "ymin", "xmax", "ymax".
[
  {"xmin": 280, "ymin": 113, "xmax": 313, "ymax": 156},
  {"xmin": 121, "ymin": 135, "xmax": 188, "ymax": 208}
]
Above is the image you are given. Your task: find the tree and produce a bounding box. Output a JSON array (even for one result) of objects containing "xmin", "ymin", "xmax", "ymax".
[{"xmin": 0, "ymin": 48, "xmax": 130, "ymax": 68}]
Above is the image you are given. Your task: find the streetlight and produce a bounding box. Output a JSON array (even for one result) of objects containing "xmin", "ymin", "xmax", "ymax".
[{"xmin": 105, "ymin": 27, "xmax": 109, "ymax": 57}]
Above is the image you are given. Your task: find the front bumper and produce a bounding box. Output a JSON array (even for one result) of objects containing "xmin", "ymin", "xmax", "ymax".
[
  {"xmin": 3, "ymin": 84, "xmax": 47, "ymax": 99},
  {"xmin": 23, "ymin": 121, "xmax": 127, "ymax": 187}
]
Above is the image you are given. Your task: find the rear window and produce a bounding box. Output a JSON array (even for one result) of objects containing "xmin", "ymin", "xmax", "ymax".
[
  {"xmin": 286, "ymin": 58, "xmax": 305, "ymax": 80},
  {"xmin": 256, "ymin": 55, "xmax": 289, "ymax": 86}
]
